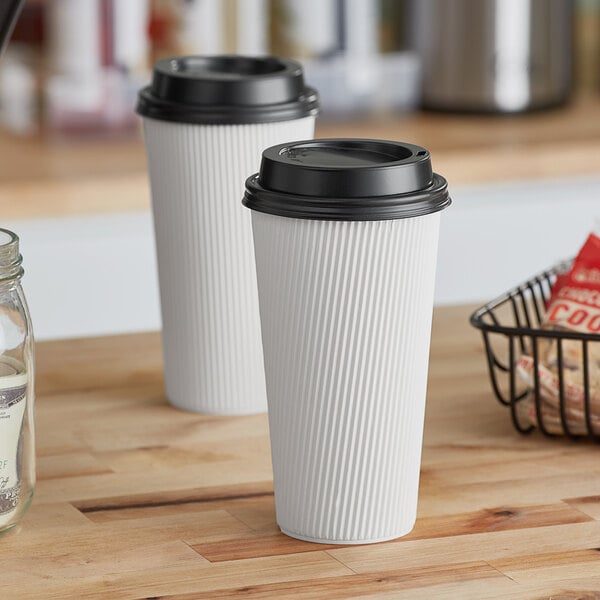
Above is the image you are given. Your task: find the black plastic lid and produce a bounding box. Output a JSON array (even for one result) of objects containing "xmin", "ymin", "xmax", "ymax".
[
  {"xmin": 243, "ymin": 139, "xmax": 451, "ymax": 221},
  {"xmin": 136, "ymin": 55, "xmax": 319, "ymax": 125}
]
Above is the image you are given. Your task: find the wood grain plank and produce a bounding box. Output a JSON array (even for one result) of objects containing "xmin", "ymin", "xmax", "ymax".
[
  {"xmin": 329, "ymin": 521, "xmax": 600, "ymax": 573},
  {"xmin": 16, "ymin": 502, "xmax": 92, "ymax": 531},
  {"xmin": 491, "ymin": 548, "xmax": 600, "ymax": 583},
  {"xmin": 417, "ymin": 470, "xmax": 600, "ymax": 518},
  {"xmin": 81, "ymin": 490, "xmax": 275, "ymax": 527},
  {"xmin": 36, "ymin": 332, "xmax": 163, "ymax": 395},
  {"xmin": 420, "ymin": 449, "xmax": 600, "ymax": 487},
  {"xmin": 0, "ymin": 540, "xmax": 205, "ymax": 586},
  {"xmin": 564, "ymin": 495, "xmax": 600, "ymax": 520},
  {"xmin": 325, "ymin": 579, "xmax": 600, "ymax": 600},
  {"xmin": 419, "ymin": 442, "xmax": 577, "ymax": 471},
  {"xmin": 0, "ymin": 510, "xmax": 252, "ymax": 561},
  {"xmin": 73, "ymin": 481, "xmax": 273, "ymax": 514},
  {"xmin": 34, "ymin": 431, "xmax": 274, "ymax": 504},
  {"xmin": 406, "ymin": 503, "xmax": 592, "ymax": 540},
  {"xmin": 0, "ymin": 552, "xmax": 354, "ymax": 600},
  {"xmin": 98, "ymin": 434, "xmax": 271, "ymax": 473},
  {"xmin": 35, "ymin": 468, "xmax": 271, "ymax": 505},
  {"xmin": 154, "ymin": 561, "xmax": 505, "ymax": 599},
  {"xmin": 192, "ymin": 532, "xmax": 341, "ymax": 562},
  {"xmin": 36, "ymin": 452, "xmax": 113, "ymax": 480}
]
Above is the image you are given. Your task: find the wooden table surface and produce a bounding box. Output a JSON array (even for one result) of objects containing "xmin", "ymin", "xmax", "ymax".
[
  {"xmin": 2, "ymin": 305, "xmax": 600, "ymax": 599},
  {"xmin": 1, "ymin": 94, "xmax": 600, "ymax": 221}
]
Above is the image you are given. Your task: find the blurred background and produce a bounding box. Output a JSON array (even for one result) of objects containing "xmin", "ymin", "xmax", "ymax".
[
  {"xmin": 0, "ymin": 0, "xmax": 599, "ymax": 339},
  {"xmin": 4, "ymin": 0, "xmax": 598, "ymax": 133},
  {"xmin": 0, "ymin": 0, "xmax": 419, "ymax": 134}
]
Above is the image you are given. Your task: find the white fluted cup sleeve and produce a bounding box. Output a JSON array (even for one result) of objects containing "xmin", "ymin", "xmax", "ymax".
[
  {"xmin": 253, "ymin": 213, "xmax": 440, "ymax": 543},
  {"xmin": 143, "ymin": 117, "xmax": 315, "ymax": 414}
]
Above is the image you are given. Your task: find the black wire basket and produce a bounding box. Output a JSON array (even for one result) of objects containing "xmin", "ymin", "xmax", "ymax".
[{"xmin": 470, "ymin": 261, "xmax": 600, "ymax": 440}]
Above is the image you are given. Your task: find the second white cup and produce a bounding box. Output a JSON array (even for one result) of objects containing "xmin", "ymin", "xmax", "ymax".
[{"xmin": 137, "ymin": 56, "xmax": 319, "ymax": 414}]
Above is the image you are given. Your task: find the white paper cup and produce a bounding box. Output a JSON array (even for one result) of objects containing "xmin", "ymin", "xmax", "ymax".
[
  {"xmin": 244, "ymin": 139, "xmax": 451, "ymax": 543},
  {"xmin": 137, "ymin": 56, "xmax": 318, "ymax": 414}
]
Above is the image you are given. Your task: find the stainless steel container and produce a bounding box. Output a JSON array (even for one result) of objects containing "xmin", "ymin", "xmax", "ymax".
[{"xmin": 415, "ymin": 0, "xmax": 573, "ymax": 113}]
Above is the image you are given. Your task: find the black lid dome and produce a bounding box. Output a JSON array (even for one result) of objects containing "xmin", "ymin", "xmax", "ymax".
[
  {"xmin": 137, "ymin": 55, "xmax": 319, "ymax": 125},
  {"xmin": 244, "ymin": 139, "xmax": 451, "ymax": 221}
]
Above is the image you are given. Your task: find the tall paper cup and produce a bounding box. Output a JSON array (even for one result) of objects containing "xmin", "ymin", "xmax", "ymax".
[
  {"xmin": 137, "ymin": 56, "xmax": 318, "ymax": 414},
  {"xmin": 244, "ymin": 139, "xmax": 451, "ymax": 543}
]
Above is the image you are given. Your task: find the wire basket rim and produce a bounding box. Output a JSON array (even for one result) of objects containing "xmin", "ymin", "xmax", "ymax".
[{"xmin": 469, "ymin": 259, "xmax": 600, "ymax": 342}]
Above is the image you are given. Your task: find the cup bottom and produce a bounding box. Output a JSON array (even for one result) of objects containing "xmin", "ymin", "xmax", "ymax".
[
  {"xmin": 279, "ymin": 521, "xmax": 416, "ymax": 546},
  {"xmin": 165, "ymin": 394, "xmax": 267, "ymax": 416}
]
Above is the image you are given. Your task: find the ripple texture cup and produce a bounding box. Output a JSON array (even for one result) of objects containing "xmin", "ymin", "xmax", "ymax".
[
  {"xmin": 244, "ymin": 139, "xmax": 451, "ymax": 542},
  {"xmin": 137, "ymin": 56, "xmax": 318, "ymax": 414}
]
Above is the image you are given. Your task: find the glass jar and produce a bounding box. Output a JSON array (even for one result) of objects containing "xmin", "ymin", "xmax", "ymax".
[{"xmin": 0, "ymin": 228, "xmax": 34, "ymax": 533}]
